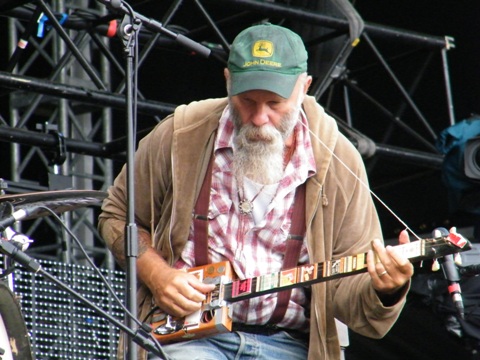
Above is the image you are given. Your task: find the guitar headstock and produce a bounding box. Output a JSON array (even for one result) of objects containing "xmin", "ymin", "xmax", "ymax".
[{"xmin": 423, "ymin": 230, "xmax": 472, "ymax": 260}]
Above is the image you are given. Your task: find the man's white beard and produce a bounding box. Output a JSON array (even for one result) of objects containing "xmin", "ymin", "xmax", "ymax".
[{"xmin": 231, "ymin": 102, "xmax": 301, "ymax": 185}]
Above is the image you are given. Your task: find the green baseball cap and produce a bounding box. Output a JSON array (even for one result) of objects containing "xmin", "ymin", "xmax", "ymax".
[{"xmin": 227, "ymin": 23, "xmax": 308, "ymax": 99}]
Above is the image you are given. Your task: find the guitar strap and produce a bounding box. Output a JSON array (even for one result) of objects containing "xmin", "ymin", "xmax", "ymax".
[
  {"xmin": 193, "ymin": 153, "xmax": 306, "ymax": 325},
  {"xmin": 268, "ymin": 181, "xmax": 306, "ymax": 325},
  {"xmin": 193, "ymin": 151, "xmax": 214, "ymax": 267}
]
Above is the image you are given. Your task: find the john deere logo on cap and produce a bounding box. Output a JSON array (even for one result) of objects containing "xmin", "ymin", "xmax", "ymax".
[{"xmin": 252, "ymin": 40, "xmax": 273, "ymax": 58}]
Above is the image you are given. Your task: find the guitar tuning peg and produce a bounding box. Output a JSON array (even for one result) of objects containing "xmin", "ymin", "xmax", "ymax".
[
  {"xmin": 432, "ymin": 258, "xmax": 440, "ymax": 272},
  {"xmin": 454, "ymin": 253, "xmax": 462, "ymax": 266}
]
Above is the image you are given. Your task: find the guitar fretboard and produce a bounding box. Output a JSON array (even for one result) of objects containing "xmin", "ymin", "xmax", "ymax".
[{"xmin": 223, "ymin": 236, "xmax": 467, "ymax": 303}]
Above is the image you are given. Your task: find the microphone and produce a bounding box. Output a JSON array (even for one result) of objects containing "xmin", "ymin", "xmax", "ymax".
[
  {"xmin": 434, "ymin": 227, "xmax": 465, "ymax": 319},
  {"xmin": 3, "ymin": 227, "xmax": 34, "ymax": 251},
  {"xmin": 0, "ymin": 236, "xmax": 41, "ymax": 273},
  {"xmin": 0, "ymin": 206, "xmax": 41, "ymax": 231}
]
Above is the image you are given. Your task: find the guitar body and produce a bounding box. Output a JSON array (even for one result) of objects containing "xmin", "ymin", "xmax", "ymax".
[{"xmin": 151, "ymin": 261, "xmax": 234, "ymax": 344}]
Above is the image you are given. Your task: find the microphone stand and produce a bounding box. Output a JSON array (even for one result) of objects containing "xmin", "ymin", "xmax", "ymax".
[
  {"xmin": 0, "ymin": 238, "xmax": 166, "ymax": 358},
  {"xmin": 97, "ymin": 1, "xmax": 211, "ymax": 359},
  {"xmin": 120, "ymin": 13, "xmax": 141, "ymax": 359}
]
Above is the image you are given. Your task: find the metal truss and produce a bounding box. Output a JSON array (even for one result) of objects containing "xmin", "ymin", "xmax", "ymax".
[
  {"xmin": 0, "ymin": 1, "xmax": 460, "ymax": 358},
  {"xmin": 0, "ymin": 0, "xmax": 456, "ymax": 264},
  {"xmin": 1, "ymin": 0, "xmax": 117, "ymax": 269}
]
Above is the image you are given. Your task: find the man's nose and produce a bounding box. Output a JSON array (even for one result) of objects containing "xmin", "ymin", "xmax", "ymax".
[{"xmin": 250, "ymin": 104, "xmax": 270, "ymax": 127}]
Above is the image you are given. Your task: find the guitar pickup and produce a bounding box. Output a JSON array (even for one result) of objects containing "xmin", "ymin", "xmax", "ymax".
[{"xmin": 203, "ymin": 275, "xmax": 231, "ymax": 311}]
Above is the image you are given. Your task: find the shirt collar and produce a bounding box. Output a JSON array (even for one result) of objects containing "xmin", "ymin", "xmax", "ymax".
[{"xmin": 214, "ymin": 105, "xmax": 235, "ymax": 152}]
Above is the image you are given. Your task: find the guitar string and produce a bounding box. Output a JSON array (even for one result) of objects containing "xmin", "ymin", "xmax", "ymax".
[
  {"xmin": 229, "ymin": 239, "xmax": 443, "ymax": 282},
  {"xmin": 300, "ymin": 120, "xmax": 422, "ymax": 241},
  {"xmin": 222, "ymin": 237, "xmax": 464, "ymax": 303},
  {"xmin": 224, "ymin": 240, "xmax": 450, "ymax": 291}
]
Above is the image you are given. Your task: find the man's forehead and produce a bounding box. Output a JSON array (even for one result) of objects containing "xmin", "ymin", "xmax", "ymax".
[{"xmin": 235, "ymin": 89, "xmax": 287, "ymax": 101}]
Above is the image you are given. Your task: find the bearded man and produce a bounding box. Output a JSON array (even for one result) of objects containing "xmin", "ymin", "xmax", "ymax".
[{"xmin": 98, "ymin": 23, "xmax": 413, "ymax": 360}]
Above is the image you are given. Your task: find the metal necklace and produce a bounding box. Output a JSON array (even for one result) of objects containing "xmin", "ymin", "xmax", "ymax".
[{"xmin": 238, "ymin": 183, "xmax": 266, "ymax": 216}]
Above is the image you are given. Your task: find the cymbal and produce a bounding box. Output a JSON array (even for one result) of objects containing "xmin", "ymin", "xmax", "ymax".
[{"xmin": 0, "ymin": 190, "xmax": 107, "ymax": 220}]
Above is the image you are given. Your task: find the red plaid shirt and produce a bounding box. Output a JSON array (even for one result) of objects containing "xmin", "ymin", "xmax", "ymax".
[{"xmin": 175, "ymin": 105, "xmax": 316, "ymax": 330}]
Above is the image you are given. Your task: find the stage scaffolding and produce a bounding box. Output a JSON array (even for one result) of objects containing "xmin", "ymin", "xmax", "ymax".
[
  {"xmin": 0, "ymin": 0, "xmax": 457, "ymax": 357},
  {"xmin": 1, "ymin": 1, "xmax": 455, "ymax": 246}
]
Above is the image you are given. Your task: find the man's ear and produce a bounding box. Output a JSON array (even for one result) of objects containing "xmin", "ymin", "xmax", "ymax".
[
  {"xmin": 224, "ymin": 68, "xmax": 231, "ymax": 94},
  {"xmin": 304, "ymin": 75, "xmax": 313, "ymax": 95}
]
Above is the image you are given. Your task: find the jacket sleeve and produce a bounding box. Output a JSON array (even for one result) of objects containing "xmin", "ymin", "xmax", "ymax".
[
  {"xmin": 98, "ymin": 117, "xmax": 174, "ymax": 259},
  {"xmin": 327, "ymin": 135, "xmax": 409, "ymax": 338}
]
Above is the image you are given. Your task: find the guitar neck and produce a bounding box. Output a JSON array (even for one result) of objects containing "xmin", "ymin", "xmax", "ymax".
[{"xmin": 223, "ymin": 235, "xmax": 469, "ymax": 302}]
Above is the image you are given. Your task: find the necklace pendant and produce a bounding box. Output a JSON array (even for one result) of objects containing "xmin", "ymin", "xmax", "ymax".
[{"xmin": 239, "ymin": 199, "xmax": 254, "ymax": 215}]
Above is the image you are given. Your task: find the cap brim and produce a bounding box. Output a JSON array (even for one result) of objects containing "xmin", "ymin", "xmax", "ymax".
[{"xmin": 230, "ymin": 71, "xmax": 300, "ymax": 99}]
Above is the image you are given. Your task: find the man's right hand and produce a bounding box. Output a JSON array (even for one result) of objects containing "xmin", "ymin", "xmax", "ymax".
[
  {"xmin": 137, "ymin": 246, "xmax": 215, "ymax": 318},
  {"xmin": 150, "ymin": 266, "xmax": 216, "ymax": 318}
]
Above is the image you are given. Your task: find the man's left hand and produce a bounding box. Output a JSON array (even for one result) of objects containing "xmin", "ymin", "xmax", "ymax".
[{"xmin": 367, "ymin": 229, "xmax": 414, "ymax": 296}]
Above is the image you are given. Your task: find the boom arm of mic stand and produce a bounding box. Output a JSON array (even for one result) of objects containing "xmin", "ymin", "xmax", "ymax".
[
  {"xmin": 38, "ymin": 268, "xmax": 166, "ymax": 358},
  {"xmin": 97, "ymin": 0, "xmax": 211, "ymax": 57},
  {"xmin": 0, "ymin": 239, "xmax": 168, "ymax": 359}
]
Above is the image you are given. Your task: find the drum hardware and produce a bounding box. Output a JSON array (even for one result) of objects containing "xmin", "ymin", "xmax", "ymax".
[
  {"xmin": 0, "ymin": 188, "xmax": 170, "ymax": 358},
  {"xmin": 0, "ymin": 189, "xmax": 107, "ymax": 221},
  {"xmin": 0, "ymin": 188, "xmax": 107, "ymax": 359}
]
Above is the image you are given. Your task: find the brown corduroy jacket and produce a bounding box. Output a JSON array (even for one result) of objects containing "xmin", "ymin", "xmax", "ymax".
[{"xmin": 98, "ymin": 95, "xmax": 408, "ymax": 360}]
